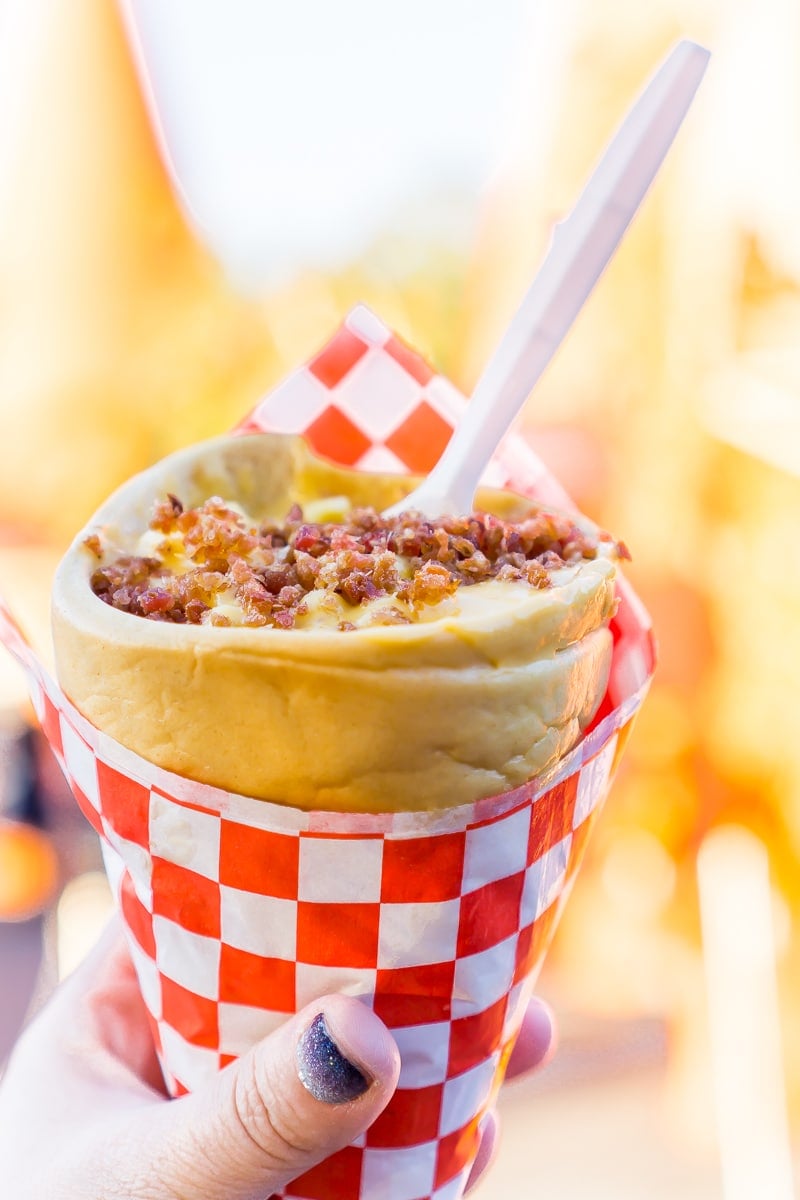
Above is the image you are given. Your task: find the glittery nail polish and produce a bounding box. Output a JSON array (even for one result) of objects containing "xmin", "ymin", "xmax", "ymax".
[{"xmin": 296, "ymin": 1013, "xmax": 371, "ymax": 1104}]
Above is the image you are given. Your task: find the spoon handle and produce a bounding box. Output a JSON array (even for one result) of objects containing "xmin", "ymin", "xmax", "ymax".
[{"xmin": 392, "ymin": 39, "xmax": 710, "ymax": 518}]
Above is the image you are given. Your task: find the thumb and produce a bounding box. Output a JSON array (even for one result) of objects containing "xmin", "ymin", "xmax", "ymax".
[{"xmin": 141, "ymin": 995, "xmax": 400, "ymax": 1200}]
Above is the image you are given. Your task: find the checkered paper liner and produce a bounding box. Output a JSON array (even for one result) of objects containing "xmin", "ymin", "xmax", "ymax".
[{"xmin": 0, "ymin": 307, "xmax": 654, "ymax": 1200}]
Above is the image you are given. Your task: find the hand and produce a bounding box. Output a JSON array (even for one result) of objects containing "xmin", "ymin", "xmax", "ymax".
[{"xmin": 0, "ymin": 918, "xmax": 555, "ymax": 1199}]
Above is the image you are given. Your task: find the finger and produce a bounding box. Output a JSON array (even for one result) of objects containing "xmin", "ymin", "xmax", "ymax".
[
  {"xmin": 137, "ymin": 994, "xmax": 400, "ymax": 1200},
  {"xmin": 464, "ymin": 1109, "xmax": 499, "ymax": 1193},
  {"xmin": 79, "ymin": 922, "xmax": 168, "ymax": 1094},
  {"xmin": 505, "ymin": 997, "xmax": 557, "ymax": 1080},
  {"xmin": 0, "ymin": 913, "xmax": 165, "ymax": 1178},
  {"xmin": 33, "ymin": 914, "xmax": 166, "ymax": 1095}
]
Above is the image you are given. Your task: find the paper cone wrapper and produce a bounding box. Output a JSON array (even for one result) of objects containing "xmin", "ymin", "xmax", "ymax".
[{"xmin": 0, "ymin": 307, "xmax": 655, "ymax": 1200}]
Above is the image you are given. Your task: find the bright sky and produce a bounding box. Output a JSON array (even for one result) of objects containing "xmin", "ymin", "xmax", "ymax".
[{"xmin": 119, "ymin": 0, "xmax": 532, "ymax": 287}]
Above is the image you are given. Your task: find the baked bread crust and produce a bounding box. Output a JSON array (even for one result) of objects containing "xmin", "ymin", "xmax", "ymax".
[{"xmin": 52, "ymin": 433, "xmax": 617, "ymax": 811}]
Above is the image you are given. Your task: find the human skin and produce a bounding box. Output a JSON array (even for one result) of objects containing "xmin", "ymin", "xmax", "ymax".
[{"xmin": 0, "ymin": 917, "xmax": 555, "ymax": 1199}]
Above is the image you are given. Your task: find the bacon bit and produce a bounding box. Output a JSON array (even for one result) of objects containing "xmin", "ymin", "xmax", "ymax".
[
  {"xmin": 138, "ymin": 588, "xmax": 175, "ymax": 615},
  {"xmin": 83, "ymin": 533, "xmax": 103, "ymax": 558},
  {"xmin": 294, "ymin": 552, "xmax": 321, "ymax": 590},
  {"xmin": 92, "ymin": 494, "xmax": 622, "ymax": 629},
  {"xmin": 277, "ymin": 585, "xmax": 305, "ymax": 608},
  {"xmin": 404, "ymin": 561, "xmax": 460, "ymax": 609},
  {"xmin": 184, "ymin": 598, "xmax": 209, "ymax": 623},
  {"xmin": 330, "ymin": 526, "xmax": 361, "ymax": 553},
  {"xmin": 294, "ymin": 525, "xmax": 327, "ymax": 554},
  {"xmin": 242, "ymin": 611, "xmax": 270, "ymax": 627},
  {"xmin": 259, "ymin": 563, "xmax": 296, "ymax": 595},
  {"xmin": 151, "ymin": 494, "xmax": 184, "ymax": 532},
  {"xmin": 236, "ymin": 576, "xmax": 274, "ymax": 625},
  {"xmin": 91, "ymin": 556, "xmax": 161, "ymax": 613},
  {"xmin": 340, "ymin": 571, "xmax": 382, "ymax": 606},
  {"xmin": 458, "ymin": 549, "xmax": 491, "ymax": 578},
  {"xmin": 318, "ymin": 591, "xmax": 344, "ymax": 613},
  {"xmin": 522, "ymin": 561, "xmax": 551, "ymax": 588},
  {"xmin": 258, "ymin": 521, "xmax": 289, "ymax": 549},
  {"xmin": 369, "ymin": 607, "xmax": 412, "ymax": 626},
  {"xmin": 371, "ymin": 551, "xmax": 400, "ymax": 593}
]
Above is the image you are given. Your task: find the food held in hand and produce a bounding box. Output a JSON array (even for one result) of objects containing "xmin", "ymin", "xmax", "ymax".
[{"xmin": 52, "ymin": 433, "xmax": 624, "ymax": 812}]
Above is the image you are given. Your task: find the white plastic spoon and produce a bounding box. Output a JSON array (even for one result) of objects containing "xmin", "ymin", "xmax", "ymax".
[{"xmin": 386, "ymin": 39, "xmax": 710, "ymax": 518}]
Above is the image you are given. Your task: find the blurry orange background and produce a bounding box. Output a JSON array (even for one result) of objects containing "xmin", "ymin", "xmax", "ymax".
[{"xmin": 0, "ymin": 1, "xmax": 799, "ymax": 1197}]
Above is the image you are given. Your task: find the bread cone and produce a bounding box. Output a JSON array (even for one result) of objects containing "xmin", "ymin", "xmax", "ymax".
[{"xmin": 51, "ymin": 431, "xmax": 618, "ymax": 812}]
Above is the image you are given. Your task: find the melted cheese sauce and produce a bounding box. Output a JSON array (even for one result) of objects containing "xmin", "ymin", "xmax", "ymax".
[{"xmin": 131, "ymin": 496, "xmax": 583, "ymax": 632}]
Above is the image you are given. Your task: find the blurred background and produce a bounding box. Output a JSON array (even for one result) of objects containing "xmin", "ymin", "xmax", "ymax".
[{"xmin": 1, "ymin": 0, "xmax": 799, "ymax": 1196}]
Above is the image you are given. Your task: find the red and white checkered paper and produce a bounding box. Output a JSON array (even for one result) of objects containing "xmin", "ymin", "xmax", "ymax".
[{"xmin": 0, "ymin": 306, "xmax": 654, "ymax": 1200}]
